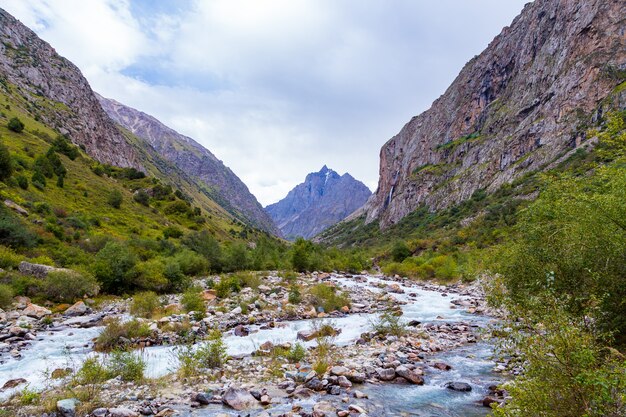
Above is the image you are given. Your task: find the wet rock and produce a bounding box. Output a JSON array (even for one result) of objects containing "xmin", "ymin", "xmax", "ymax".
[
  {"xmin": 64, "ymin": 301, "xmax": 90, "ymax": 316},
  {"xmin": 445, "ymin": 382, "xmax": 472, "ymax": 392},
  {"xmin": 433, "ymin": 362, "xmax": 452, "ymax": 371},
  {"xmin": 192, "ymin": 391, "xmax": 212, "ymax": 405},
  {"xmin": 313, "ymin": 400, "xmax": 336, "ymax": 416},
  {"xmin": 23, "ymin": 303, "xmax": 52, "ymax": 318},
  {"xmin": 337, "ymin": 375, "xmax": 352, "ymax": 388},
  {"xmin": 2, "ymin": 378, "xmax": 27, "ymax": 389},
  {"xmin": 57, "ymin": 398, "xmax": 80, "ymax": 417},
  {"xmin": 483, "ymin": 396, "xmax": 500, "ymax": 407},
  {"xmin": 108, "ymin": 407, "xmax": 140, "ymax": 417},
  {"xmin": 375, "ymin": 367, "xmax": 396, "ymax": 381},
  {"xmin": 395, "ymin": 365, "xmax": 424, "ymax": 385},
  {"xmin": 233, "ymin": 325, "xmax": 249, "ymax": 336},
  {"xmin": 222, "ymin": 387, "xmax": 258, "ymax": 410}
]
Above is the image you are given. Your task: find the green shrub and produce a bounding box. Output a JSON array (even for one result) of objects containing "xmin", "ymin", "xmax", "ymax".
[
  {"xmin": 133, "ymin": 189, "xmax": 150, "ymax": 206},
  {"xmin": 214, "ymin": 275, "xmax": 242, "ymax": 298},
  {"xmin": 42, "ymin": 270, "xmax": 99, "ymax": 303},
  {"xmin": 291, "ymin": 238, "xmax": 312, "ymax": 272},
  {"xmin": 391, "ymin": 240, "xmax": 411, "ymax": 262},
  {"xmin": 107, "ymin": 190, "xmax": 123, "ymax": 209},
  {"xmin": 163, "ymin": 226, "xmax": 183, "ymax": 239},
  {"xmin": 73, "ymin": 357, "xmax": 108, "ymax": 401},
  {"xmin": 174, "ymin": 249, "xmax": 209, "ymax": 276},
  {"xmin": 285, "ymin": 342, "xmax": 306, "ymax": 363},
  {"xmin": 181, "ymin": 231, "xmax": 222, "ymax": 271},
  {"xmin": 95, "ymin": 318, "xmax": 152, "ymax": 351},
  {"xmin": 164, "ymin": 200, "xmax": 191, "ymax": 215},
  {"xmin": 51, "ymin": 135, "xmax": 79, "ymax": 160},
  {"xmin": 288, "ymin": 284, "xmax": 301, "ymax": 304},
  {"xmin": 15, "ymin": 174, "xmax": 27, "ymax": 189},
  {"xmin": 309, "ymin": 283, "xmax": 350, "ymax": 312},
  {"xmin": 134, "ymin": 258, "xmax": 169, "ymax": 292},
  {"xmin": 19, "ymin": 386, "xmax": 40, "ymax": 405},
  {"xmin": 181, "ymin": 287, "xmax": 205, "ymax": 316},
  {"xmin": 130, "ymin": 291, "xmax": 160, "ymax": 318},
  {"xmin": 175, "ymin": 330, "xmax": 228, "ymax": 377},
  {"xmin": 0, "ymin": 245, "xmax": 23, "ymax": 268},
  {"xmin": 107, "ymin": 350, "xmax": 145, "ymax": 382},
  {"xmin": 31, "ymin": 170, "xmax": 46, "ymax": 189},
  {"xmin": 0, "ymin": 206, "xmax": 37, "ymax": 248},
  {"xmin": 0, "ymin": 283, "xmax": 13, "ymax": 309},
  {"xmin": 163, "ymin": 259, "xmax": 187, "ymax": 292},
  {"xmin": 371, "ymin": 311, "xmax": 407, "ymax": 337},
  {"xmin": 0, "ymin": 142, "xmax": 13, "ymax": 181},
  {"xmin": 92, "ymin": 242, "xmax": 137, "ymax": 293},
  {"xmin": 7, "ymin": 117, "xmax": 24, "ymax": 133}
]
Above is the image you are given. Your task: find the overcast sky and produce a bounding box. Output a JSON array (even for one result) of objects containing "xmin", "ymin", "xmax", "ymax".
[{"xmin": 0, "ymin": 0, "xmax": 529, "ymax": 206}]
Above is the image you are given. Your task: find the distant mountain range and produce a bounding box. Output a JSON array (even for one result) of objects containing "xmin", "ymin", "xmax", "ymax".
[{"xmin": 266, "ymin": 166, "xmax": 371, "ymax": 240}]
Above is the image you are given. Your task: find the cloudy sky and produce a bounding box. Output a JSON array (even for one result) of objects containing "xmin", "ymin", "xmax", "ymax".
[{"xmin": 0, "ymin": 0, "xmax": 528, "ymax": 206}]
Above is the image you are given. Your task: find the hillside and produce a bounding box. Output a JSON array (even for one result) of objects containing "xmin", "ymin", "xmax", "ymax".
[
  {"xmin": 360, "ymin": 0, "xmax": 625, "ymax": 229},
  {"xmin": 97, "ymin": 95, "xmax": 280, "ymax": 236},
  {"xmin": 266, "ymin": 166, "xmax": 371, "ymax": 240}
]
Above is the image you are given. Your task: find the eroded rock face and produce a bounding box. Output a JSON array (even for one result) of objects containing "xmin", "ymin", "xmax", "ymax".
[
  {"xmin": 96, "ymin": 95, "xmax": 280, "ymax": 236},
  {"xmin": 266, "ymin": 166, "xmax": 371, "ymax": 240},
  {"xmin": 0, "ymin": 9, "xmax": 141, "ymax": 169},
  {"xmin": 363, "ymin": 0, "xmax": 626, "ymax": 229}
]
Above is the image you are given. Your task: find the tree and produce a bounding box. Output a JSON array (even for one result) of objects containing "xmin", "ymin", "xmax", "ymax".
[
  {"xmin": 291, "ymin": 238, "xmax": 313, "ymax": 272},
  {"xmin": 7, "ymin": 117, "xmax": 24, "ymax": 133},
  {"xmin": 107, "ymin": 190, "xmax": 123, "ymax": 209},
  {"xmin": 391, "ymin": 240, "xmax": 411, "ymax": 262},
  {"xmin": 91, "ymin": 241, "xmax": 137, "ymax": 293},
  {"xmin": 0, "ymin": 142, "xmax": 13, "ymax": 181}
]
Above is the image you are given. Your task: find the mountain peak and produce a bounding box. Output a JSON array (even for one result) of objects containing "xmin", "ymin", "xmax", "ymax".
[{"xmin": 266, "ymin": 168, "xmax": 371, "ymax": 240}]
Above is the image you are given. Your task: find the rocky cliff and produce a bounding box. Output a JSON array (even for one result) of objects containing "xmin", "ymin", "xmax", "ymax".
[
  {"xmin": 364, "ymin": 0, "xmax": 626, "ymax": 228},
  {"xmin": 266, "ymin": 166, "xmax": 371, "ymax": 240},
  {"xmin": 97, "ymin": 95, "xmax": 280, "ymax": 235},
  {"xmin": 0, "ymin": 9, "xmax": 141, "ymax": 169}
]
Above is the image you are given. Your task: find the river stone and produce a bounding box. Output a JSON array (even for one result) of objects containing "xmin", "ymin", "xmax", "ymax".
[
  {"xmin": 64, "ymin": 301, "xmax": 89, "ymax": 316},
  {"xmin": 222, "ymin": 387, "xmax": 258, "ymax": 410},
  {"xmin": 2, "ymin": 378, "xmax": 27, "ymax": 389},
  {"xmin": 108, "ymin": 408, "xmax": 139, "ymax": 417},
  {"xmin": 192, "ymin": 391, "xmax": 212, "ymax": 405},
  {"xmin": 57, "ymin": 398, "xmax": 80, "ymax": 417},
  {"xmin": 375, "ymin": 367, "xmax": 396, "ymax": 381},
  {"xmin": 330, "ymin": 366, "xmax": 349, "ymax": 376},
  {"xmin": 434, "ymin": 362, "xmax": 452, "ymax": 371},
  {"xmin": 445, "ymin": 382, "xmax": 472, "ymax": 392},
  {"xmin": 313, "ymin": 400, "xmax": 336, "ymax": 416},
  {"xmin": 23, "ymin": 303, "xmax": 51, "ymax": 318},
  {"xmin": 395, "ymin": 365, "xmax": 424, "ymax": 385},
  {"xmin": 337, "ymin": 375, "xmax": 352, "ymax": 388}
]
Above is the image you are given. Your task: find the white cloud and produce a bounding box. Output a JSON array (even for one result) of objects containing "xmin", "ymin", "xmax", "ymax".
[{"xmin": 0, "ymin": 0, "xmax": 529, "ymax": 205}]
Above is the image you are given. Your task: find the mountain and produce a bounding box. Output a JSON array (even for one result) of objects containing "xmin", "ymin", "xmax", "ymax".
[
  {"xmin": 96, "ymin": 95, "xmax": 280, "ymax": 236},
  {"xmin": 266, "ymin": 166, "xmax": 371, "ymax": 240},
  {"xmin": 361, "ymin": 0, "xmax": 626, "ymax": 229},
  {"xmin": 0, "ymin": 9, "xmax": 141, "ymax": 169}
]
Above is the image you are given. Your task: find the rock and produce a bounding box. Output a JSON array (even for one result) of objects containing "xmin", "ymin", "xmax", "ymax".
[
  {"xmin": 57, "ymin": 398, "xmax": 80, "ymax": 417},
  {"xmin": 395, "ymin": 365, "xmax": 424, "ymax": 385},
  {"xmin": 233, "ymin": 324, "xmax": 249, "ymax": 336},
  {"xmin": 353, "ymin": 390, "xmax": 368, "ymax": 399},
  {"xmin": 305, "ymin": 377, "xmax": 325, "ymax": 391},
  {"xmin": 18, "ymin": 261, "xmax": 71, "ymax": 279},
  {"xmin": 433, "ymin": 362, "xmax": 452, "ymax": 371},
  {"xmin": 64, "ymin": 301, "xmax": 89, "ymax": 316},
  {"xmin": 92, "ymin": 408, "xmax": 108, "ymax": 417},
  {"xmin": 375, "ymin": 367, "xmax": 396, "ymax": 381},
  {"xmin": 330, "ymin": 366, "xmax": 349, "ymax": 376},
  {"xmin": 313, "ymin": 400, "xmax": 336, "ymax": 416},
  {"xmin": 22, "ymin": 303, "xmax": 51, "ymax": 318},
  {"xmin": 222, "ymin": 387, "xmax": 258, "ymax": 411},
  {"xmin": 260, "ymin": 394, "xmax": 271, "ymax": 405},
  {"xmin": 192, "ymin": 391, "xmax": 212, "ymax": 405},
  {"xmin": 349, "ymin": 404, "xmax": 366, "ymax": 414},
  {"xmin": 201, "ymin": 289, "xmax": 216, "ymax": 301},
  {"xmin": 337, "ymin": 375, "xmax": 352, "ymax": 388},
  {"xmin": 483, "ymin": 396, "xmax": 500, "ymax": 407},
  {"xmin": 341, "ymin": 305, "xmax": 350, "ymax": 313},
  {"xmin": 51, "ymin": 368, "xmax": 72, "ymax": 379},
  {"xmin": 2, "ymin": 378, "xmax": 27, "ymax": 390},
  {"xmin": 231, "ymin": 306, "xmax": 242, "ymax": 315},
  {"xmin": 445, "ymin": 382, "xmax": 472, "ymax": 392},
  {"xmin": 4, "ymin": 199, "xmax": 28, "ymax": 216},
  {"xmin": 109, "ymin": 408, "xmax": 140, "ymax": 417},
  {"xmin": 297, "ymin": 329, "xmax": 317, "ymax": 341},
  {"xmin": 258, "ymin": 285, "xmax": 272, "ymax": 294}
]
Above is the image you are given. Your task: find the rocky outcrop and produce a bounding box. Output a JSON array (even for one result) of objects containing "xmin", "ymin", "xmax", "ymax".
[
  {"xmin": 266, "ymin": 166, "xmax": 371, "ymax": 239},
  {"xmin": 0, "ymin": 9, "xmax": 141, "ymax": 169},
  {"xmin": 18, "ymin": 261, "xmax": 71, "ymax": 279},
  {"xmin": 96, "ymin": 95, "xmax": 280, "ymax": 235},
  {"xmin": 363, "ymin": 0, "xmax": 626, "ymax": 228}
]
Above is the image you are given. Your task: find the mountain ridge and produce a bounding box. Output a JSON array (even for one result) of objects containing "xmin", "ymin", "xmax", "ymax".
[{"xmin": 266, "ymin": 165, "xmax": 371, "ymax": 240}]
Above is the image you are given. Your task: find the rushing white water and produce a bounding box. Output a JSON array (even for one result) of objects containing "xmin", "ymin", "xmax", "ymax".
[{"xmin": 0, "ymin": 274, "xmax": 496, "ymax": 415}]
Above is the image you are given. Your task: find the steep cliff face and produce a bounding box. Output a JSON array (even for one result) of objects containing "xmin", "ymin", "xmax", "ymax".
[
  {"xmin": 0, "ymin": 9, "xmax": 141, "ymax": 169},
  {"xmin": 266, "ymin": 166, "xmax": 371, "ymax": 240},
  {"xmin": 364, "ymin": 0, "xmax": 626, "ymax": 228},
  {"xmin": 97, "ymin": 95, "xmax": 280, "ymax": 235}
]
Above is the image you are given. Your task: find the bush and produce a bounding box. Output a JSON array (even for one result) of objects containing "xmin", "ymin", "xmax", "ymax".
[
  {"xmin": 163, "ymin": 226, "xmax": 183, "ymax": 239},
  {"xmin": 51, "ymin": 135, "xmax": 79, "ymax": 160},
  {"xmin": 42, "ymin": 270, "xmax": 99, "ymax": 303},
  {"xmin": 371, "ymin": 311, "xmax": 407, "ymax": 337},
  {"xmin": 7, "ymin": 117, "xmax": 24, "ymax": 133},
  {"xmin": 134, "ymin": 258, "xmax": 169, "ymax": 292},
  {"xmin": 291, "ymin": 238, "xmax": 312, "ymax": 272},
  {"xmin": 285, "ymin": 342, "xmax": 306, "ymax": 363},
  {"xmin": 0, "ymin": 283, "xmax": 13, "ymax": 309},
  {"xmin": 309, "ymin": 283, "xmax": 350, "ymax": 313},
  {"xmin": 133, "ymin": 190, "xmax": 150, "ymax": 206},
  {"xmin": 175, "ymin": 330, "xmax": 228, "ymax": 377},
  {"xmin": 95, "ymin": 318, "xmax": 152, "ymax": 351},
  {"xmin": 31, "ymin": 170, "xmax": 46, "ymax": 189},
  {"xmin": 181, "ymin": 287, "xmax": 205, "ymax": 316},
  {"xmin": 391, "ymin": 240, "xmax": 411, "ymax": 262},
  {"xmin": 164, "ymin": 200, "xmax": 191, "ymax": 215},
  {"xmin": 74, "ymin": 357, "xmax": 108, "ymax": 401},
  {"xmin": 92, "ymin": 242, "xmax": 137, "ymax": 293},
  {"xmin": 0, "ymin": 142, "xmax": 13, "ymax": 181},
  {"xmin": 288, "ymin": 284, "xmax": 301, "ymax": 304},
  {"xmin": 107, "ymin": 190, "xmax": 123, "ymax": 209},
  {"xmin": 181, "ymin": 231, "xmax": 222, "ymax": 271},
  {"xmin": 0, "ymin": 245, "xmax": 23, "ymax": 269},
  {"xmin": 15, "ymin": 174, "xmax": 27, "ymax": 189},
  {"xmin": 214, "ymin": 276, "xmax": 242, "ymax": 298},
  {"xmin": 0, "ymin": 206, "xmax": 37, "ymax": 248},
  {"xmin": 107, "ymin": 350, "xmax": 145, "ymax": 382},
  {"xmin": 174, "ymin": 249, "xmax": 209, "ymax": 277},
  {"xmin": 130, "ymin": 291, "xmax": 160, "ymax": 318}
]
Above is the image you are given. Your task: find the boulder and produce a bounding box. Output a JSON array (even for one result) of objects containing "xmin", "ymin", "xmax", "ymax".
[
  {"xmin": 2, "ymin": 378, "xmax": 27, "ymax": 390},
  {"xmin": 64, "ymin": 301, "xmax": 89, "ymax": 317},
  {"xmin": 201, "ymin": 290, "xmax": 217, "ymax": 301},
  {"xmin": 192, "ymin": 391, "xmax": 212, "ymax": 405},
  {"xmin": 57, "ymin": 398, "xmax": 80, "ymax": 417},
  {"xmin": 18, "ymin": 261, "xmax": 71, "ymax": 279},
  {"xmin": 233, "ymin": 325, "xmax": 249, "ymax": 337},
  {"xmin": 445, "ymin": 381, "xmax": 472, "ymax": 392},
  {"xmin": 222, "ymin": 387, "xmax": 258, "ymax": 411},
  {"xmin": 330, "ymin": 366, "xmax": 349, "ymax": 376},
  {"xmin": 395, "ymin": 365, "xmax": 424, "ymax": 385},
  {"xmin": 433, "ymin": 362, "xmax": 452, "ymax": 371},
  {"xmin": 337, "ymin": 375, "xmax": 352, "ymax": 388},
  {"xmin": 376, "ymin": 367, "xmax": 396, "ymax": 381},
  {"xmin": 4, "ymin": 199, "xmax": 28, "ymax": 216},
  {"xmin": 23, "ymin": 303, "xmax": 51, "ymax": 319},
  {"xmin": 108, "ymin": 408, "xmax": 139, "ymax": 417}
]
